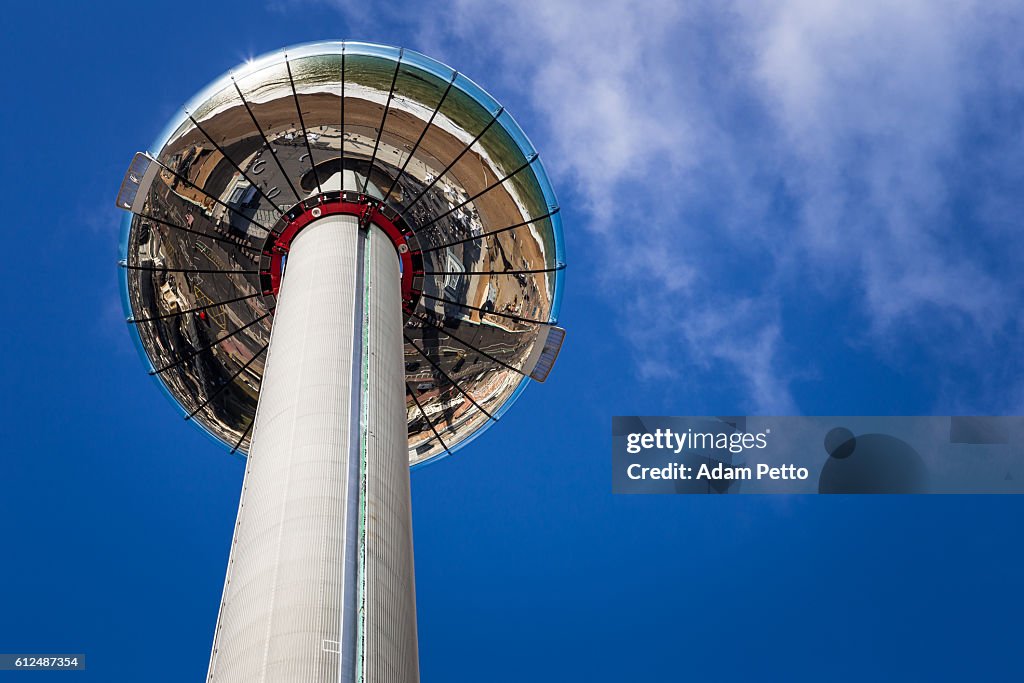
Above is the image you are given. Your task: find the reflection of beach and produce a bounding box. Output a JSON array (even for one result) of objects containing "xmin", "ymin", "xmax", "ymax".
[
  {"xmin": 147, "ymin": 74, "xmax": 555, "ymax": 460},
  {"xmin": 183, "ymin": 86, "xmax": 551, "ymax": 268},
  {"xmin": 171, "ymin": 84, "xmax": 552, "ymax": 294},
  {"xmin": 193, "ymin": 89, "xmax": 553, "ymax": 328}
]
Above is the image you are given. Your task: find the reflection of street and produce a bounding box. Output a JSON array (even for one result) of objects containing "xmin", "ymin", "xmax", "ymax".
[
  {"xmin": 128, "ymin": 168, "xmax": 269, "ymax": 440},
  {"xmin": 125, "ymin": 55, "xmax": 562, "ymax": 461},
  {"xmin": 192, "ymin": 286, "xmax": 226, "ymax": 331}
]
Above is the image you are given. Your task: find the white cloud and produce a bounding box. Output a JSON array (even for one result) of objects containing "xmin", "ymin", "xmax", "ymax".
[
  {"xmin": 743, "ymin": 0, "xmax": 1020, "ymax": 331},
  {"xmin": 426, "ymin": 0, "xmax": 799, "ymax": 411},
  {"xmin": 305, "ymin": 0, "xmax": 1024, "ymax": 412}
]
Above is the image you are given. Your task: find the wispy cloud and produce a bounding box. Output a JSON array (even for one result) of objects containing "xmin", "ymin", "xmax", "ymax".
[
  {"xmin": 744, "ymin": 0, "xmax": 1019, "ymax": 329},
  {"xmin": 77, "ymin": 199, "xmax": 135, "ymax": 352},
  {"xmin": 302, "ymin": 0, "xmax": 1024, "ymax": 412}
]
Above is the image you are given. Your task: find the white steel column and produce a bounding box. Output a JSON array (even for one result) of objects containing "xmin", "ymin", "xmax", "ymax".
[{"xmin": 207, "ymin": 215, "xmax": 418, "ymax": 683}]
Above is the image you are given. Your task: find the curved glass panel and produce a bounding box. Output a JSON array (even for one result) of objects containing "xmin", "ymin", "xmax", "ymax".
[{"xmin": 118, "ymin": 41, "xmax": 565, "ymax": 466}]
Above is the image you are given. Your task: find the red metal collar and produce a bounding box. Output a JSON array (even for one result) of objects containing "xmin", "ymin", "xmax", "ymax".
[{"xmin": 259, "ymin": 192, "xmax": 423, "ymax": 313}]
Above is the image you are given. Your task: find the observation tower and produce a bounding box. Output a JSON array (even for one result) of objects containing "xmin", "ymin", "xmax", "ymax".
[{"xmin": 115, "ymin": 42, "xmax": 565, "ymax": 682}]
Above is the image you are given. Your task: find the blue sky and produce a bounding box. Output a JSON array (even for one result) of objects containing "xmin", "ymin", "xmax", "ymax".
[{"xmin": 1, "ymin": 0, "xmax": 1023, "ymax": 680}]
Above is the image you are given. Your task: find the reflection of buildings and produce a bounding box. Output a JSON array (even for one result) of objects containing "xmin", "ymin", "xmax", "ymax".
[
  {"xmin": 444, "ymin": 248, "xmax": 464, "ymax": 296},
  {"xmin": 227, "ymin": 182, "xmax": 258, "ymax": 207},
  {"xmin": 158, "ymin": 280, "xmax": 184, "ymax": 313}
]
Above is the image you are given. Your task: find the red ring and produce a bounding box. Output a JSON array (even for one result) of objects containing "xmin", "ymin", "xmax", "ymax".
[{"xmin": 259, "ymin": 194, "xmax": 422, "ymax": 312}]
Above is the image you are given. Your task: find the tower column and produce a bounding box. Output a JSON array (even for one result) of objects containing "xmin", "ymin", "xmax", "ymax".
[{"xmin": 207, "ymin": 214, "xmax": 418, "ymax": 683}]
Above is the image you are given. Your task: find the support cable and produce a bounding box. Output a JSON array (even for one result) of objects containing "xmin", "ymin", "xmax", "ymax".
[
  {"xmin": 405, "ymin": 381, "xmax": 452, "ymax": 455},
  {"xmin": 403, "ymin": 334, "xmax": 496, "ymax": 421},
  {"xmin": 417, "ymin": 292, "xmax": 549, "ymax": 325},
  {"xmin": 286, "ymin": 55, "xmax": 323, "ymax": 194},
  {"xmin": 231, "ymin": 76, "xmax": 303, "ymax": 203},
  {"xmin": 150, "ymin": 157, "xmax": 274, "ymax": 233},
  {"xmin": 420, "ymin": 264, "xmax": 565, "ymax": 276},
  {"xmin": 185, "ymin": 343, "xmax": 269, "ymax": 420},
  {"xmin": 186, "ymin": 113, "xmax": 289, "ymax": 214},
  {"xmin": 122, "ymin": 264, "xmax": 260, "ymax": 276},
  {"xmin": 149, "ymin": 312, "xmax": 272, "ymax": 376},
  {"xmin": 363, "ymin": 50, "xmax": 404, "ymax": 194},
  {"xmin": 136, "ymin": 213, "xmax": 263, "ymax": 254},
  {"xmin": 129, "ymin": 292, "xmax": 260, "ymax": 323},
  {"xmin": 340, "ymin": 46, "xmax": 346, "ymax": 174},
  {"xmin": 408, "ymin": 311, "xmax": 527, "ymax": 378},
  {"xmin": 415, "ymin": 154, "xmax": 537, "ymax": 230},
  {"xmin": 230, "ymin": 418, "xmax": 255, "ymax": 455},
  {"xmin": 419, "ymin": 208, "xmax": 560, "ymax": 254},
  {"xmin": 379, "ymin": 73, "xmax": 457, "ymax": 206},
  {"xmin": 395, "ymin": 109, "xmax": 503, "ymax": 221}
]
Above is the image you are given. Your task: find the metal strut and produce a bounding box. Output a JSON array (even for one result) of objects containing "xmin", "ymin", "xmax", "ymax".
[
  {"xmin": 186, "ymin": 113, "xmax": 289, "ymax": 214},
  {"xmin": 186, "ymin": 343, "xmax": 269, "ymax": 420},
  {"xmin": 231, "ymin": 76, "xmax": 303, "ymax": 203},
  {"xmin": 406, "ymin": 381, "xmax": 452, "ymax": 456},
  {"xmin": 363, "ymin": 50, "xmax": 404, "ymax": 194},
  {"xmin": 396, "ymin": 108, "xmax": 504, "ymax": 220},
  {"xmin": 417, "ymin": 292, "xmax": 550, "ymax": 325},
  {"xmin": 404, "ymin": 334, "xmax": 497, "ymax": 421},
  {"xmin": 420, "ymin": 264, "xmax": 565, "ymax": 276},
  {"xmin": 415, "ymin": 154, "xmax": 538, "ymax": 230},
  {"xmin": 136, "ymin": 212, "xmax": 263, "ymax": 254},
  {"xmin": 419, "ymin": 208, "xmax": 560, "ymax": 253},
  {"xmin": 121, "ymin": 264, "xmax": 260, "ymax": 276},
  {"xmin": 286, "ymin": 55, "xmax": 323, "ymax": 194},
  {"xmin": 150, "ymin": 157, "xmax": 274, "ymax": 233},
  {"xmin": 230, "ymin": 418, "xmax": 255, "ymax": 455},
  {"xmin": 149, "ymin": 312, "xmax": 272, "ymax": 376},
  {"xmin": 129, "ymin": 292, "xmax": 261, "ymax": 323},
  {"xmin": 408, "ymin": 310, "xmax": 527, "ymax": 378},
  {"xmin": 379, "ymin": 72, "xmax": 457, "ymax": 205}
]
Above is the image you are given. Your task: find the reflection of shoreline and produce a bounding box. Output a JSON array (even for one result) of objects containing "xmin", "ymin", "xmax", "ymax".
[{"xmin": 187, "ymin": 69, "xmax": 557, "ymax": 267}]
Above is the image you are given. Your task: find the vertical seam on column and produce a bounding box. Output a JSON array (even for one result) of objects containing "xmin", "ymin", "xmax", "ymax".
[
  {"xmin": 340, "ymin": 220, "xmax": 365, "ymax": 683},
  {"xmin": 355, "ymin": 225, "xmax": 372, "ymax": 683}
]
